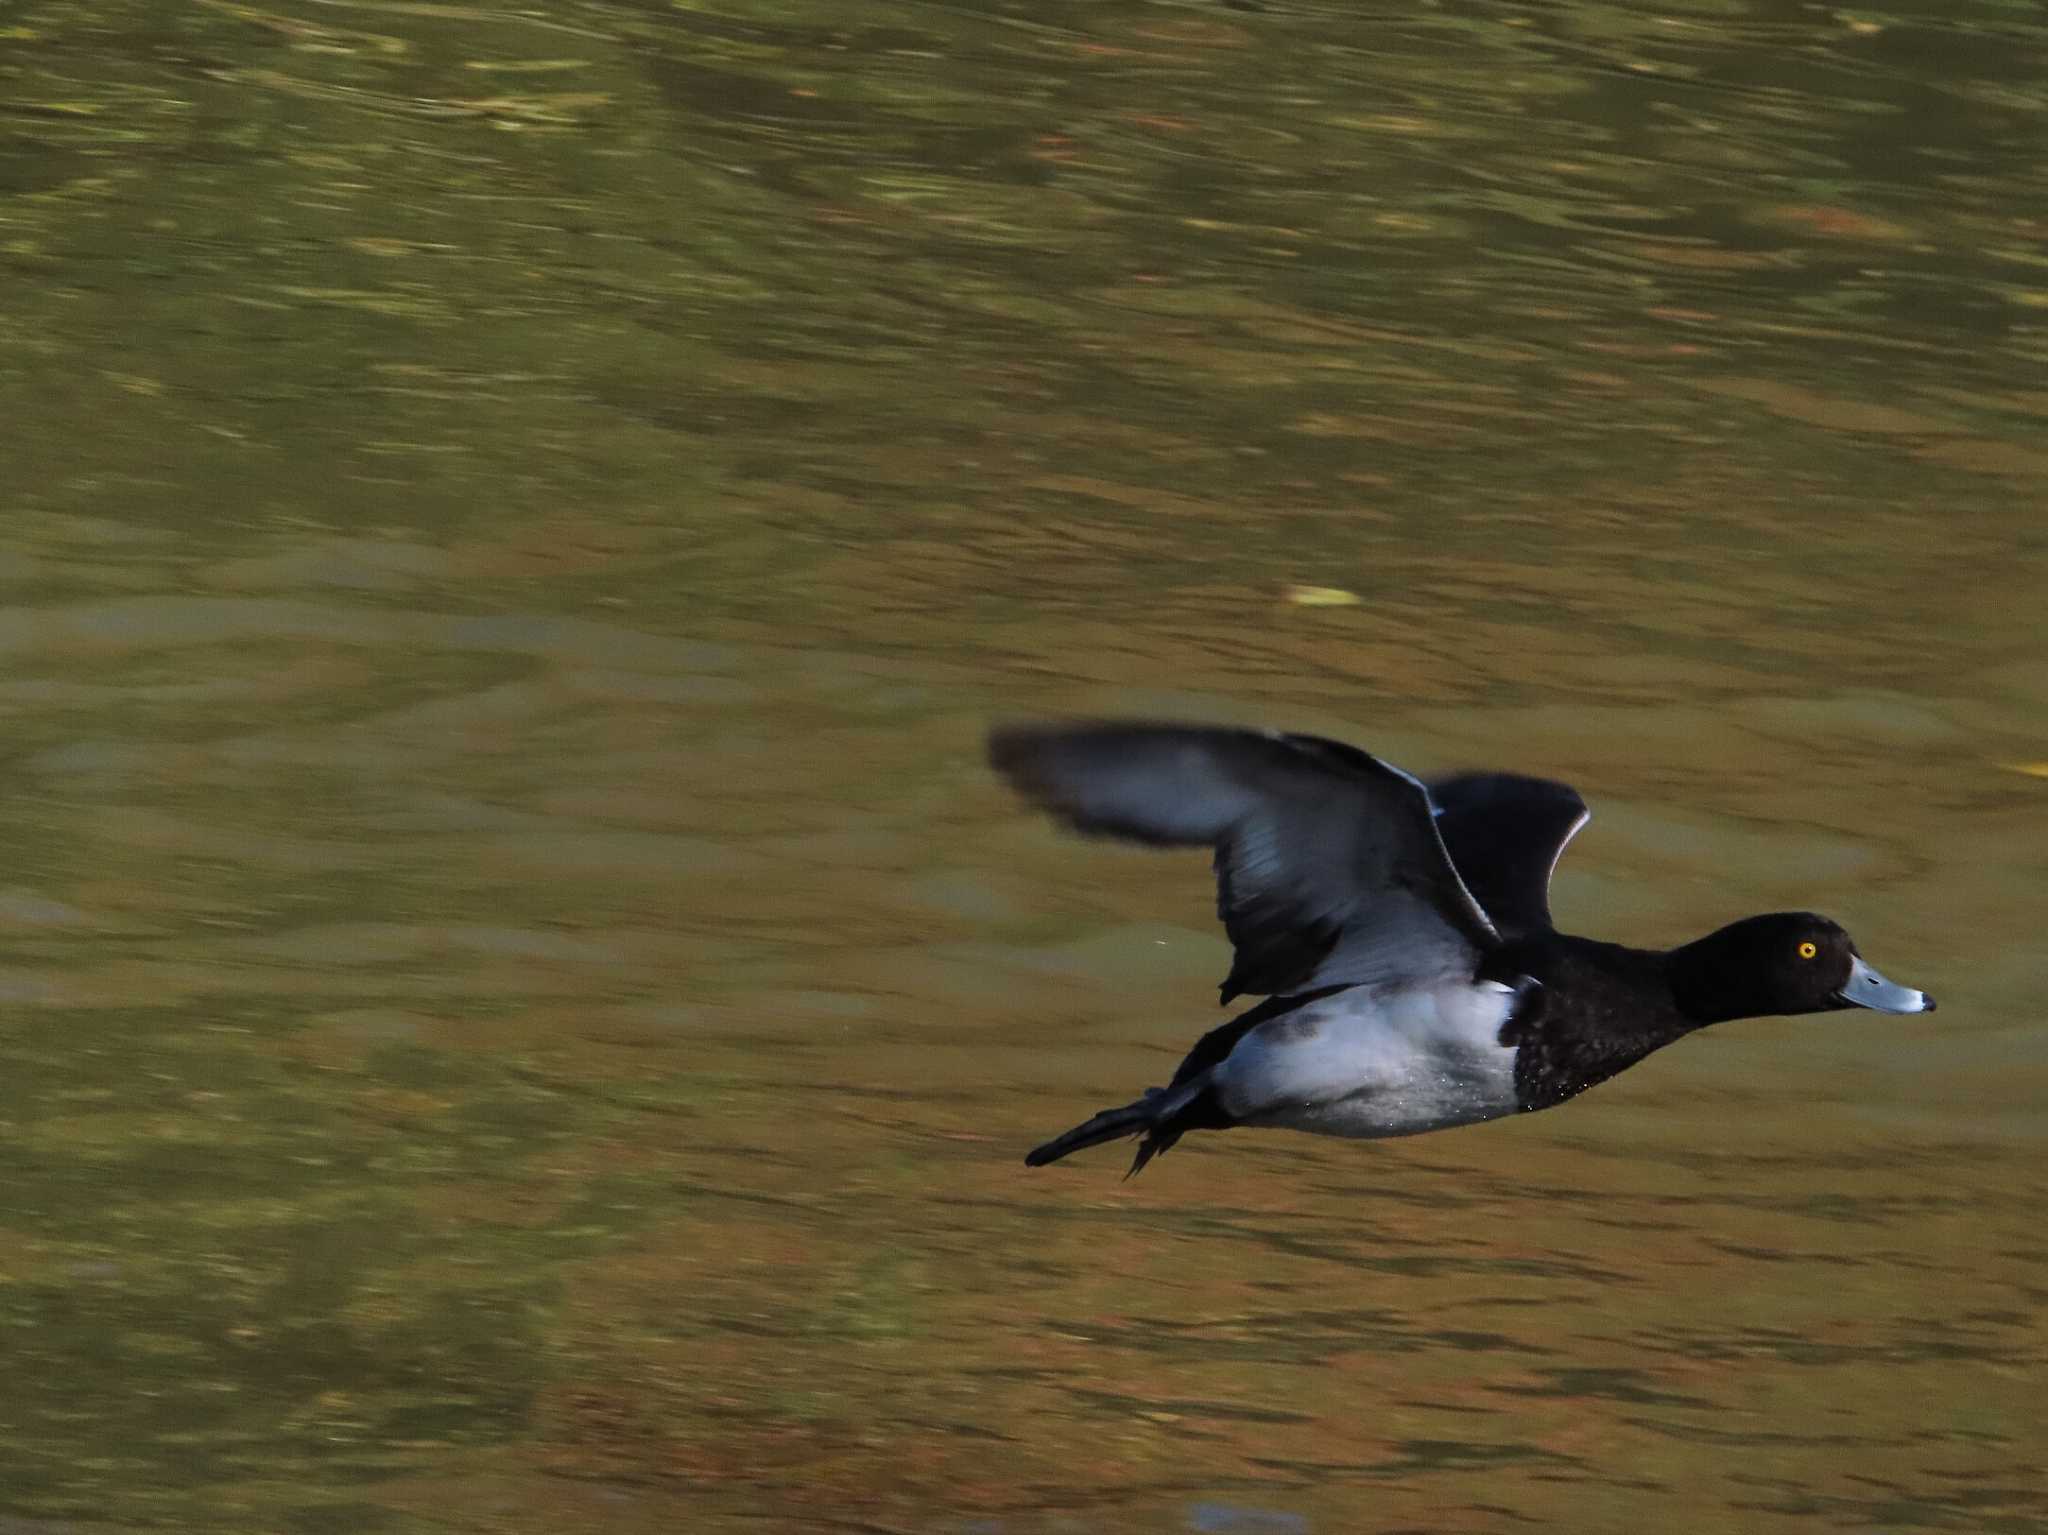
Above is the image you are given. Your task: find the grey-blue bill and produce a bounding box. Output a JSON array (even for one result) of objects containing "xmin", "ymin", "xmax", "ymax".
[{"xmin": 1834, "ymin": 953, "xmax": 1935, "ymax": 1014}]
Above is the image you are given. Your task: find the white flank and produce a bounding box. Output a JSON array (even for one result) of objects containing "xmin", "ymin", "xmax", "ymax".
[{"xmin": 1210, "ymin": 982, "xmax": 1521, "ymax": 1139}]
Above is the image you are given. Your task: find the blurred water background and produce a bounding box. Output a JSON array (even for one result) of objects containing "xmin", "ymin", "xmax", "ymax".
[{"xmin": 1, "ymin": 1, "xmax": 2045, "ymax": 1530}]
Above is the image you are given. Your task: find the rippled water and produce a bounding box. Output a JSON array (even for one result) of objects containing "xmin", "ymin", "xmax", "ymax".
[{"xmin": 2, "ymin": 0, "xmax": 2045, "ymax": 1530}]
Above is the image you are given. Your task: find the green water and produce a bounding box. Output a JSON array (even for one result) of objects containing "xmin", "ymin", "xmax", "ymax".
[{"xmin": 1, "ymin": 0, "xmax": 2044, "ymax": 1530}]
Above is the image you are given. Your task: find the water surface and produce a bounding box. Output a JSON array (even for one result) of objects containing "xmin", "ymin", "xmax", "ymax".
[{"xmin": 1, "ymin": 0, "xmax": 2045, "ymax": 1530}]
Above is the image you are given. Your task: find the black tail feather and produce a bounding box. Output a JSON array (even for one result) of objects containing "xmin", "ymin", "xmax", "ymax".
[
  {"xmin": 1024, "ymin": 1095, "xmax": 1160, "ymax": 1168},
  {"xmin": 1025, "ymin": 1084, "xmax": 1204, "ymax": 1175},
  {"xmin": 1122, "ymin": 1123, "xmax": 1181, "ymax": 1180}
]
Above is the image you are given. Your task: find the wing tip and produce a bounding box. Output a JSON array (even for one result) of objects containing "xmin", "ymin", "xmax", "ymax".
[
  {"xmin": 985, "ymin": 720, "xmax": 1037, "ymax": 773},
  {"xmin": 987, "ymin": 720, "xmax": 1074, "ymax": 806}
]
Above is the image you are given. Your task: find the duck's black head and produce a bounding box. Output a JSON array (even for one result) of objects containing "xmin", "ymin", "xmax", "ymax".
[{"xmin": 1668, "ymin": 912, "xmax": 1935, "ymax": 1024}]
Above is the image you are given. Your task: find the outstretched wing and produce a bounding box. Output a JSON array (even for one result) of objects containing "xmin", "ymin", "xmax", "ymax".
[
  {"xmin": 989, "ymin": 722, "xmax": 1499, "ymax": 1002},
  {"xmin": 1428, "ymin": 772, "xmax": 1589, "ymax": 939}
]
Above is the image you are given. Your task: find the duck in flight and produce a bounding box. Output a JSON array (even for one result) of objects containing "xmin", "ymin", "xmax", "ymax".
[{"xmin": 990, "ymin": 721, "xmax": 1935, "ymax": 1177}]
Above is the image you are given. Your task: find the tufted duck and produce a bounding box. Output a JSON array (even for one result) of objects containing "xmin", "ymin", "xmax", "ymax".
[{"xmin": 990, "ymin": 722, "xmax": 1935, "ymax": 1176}]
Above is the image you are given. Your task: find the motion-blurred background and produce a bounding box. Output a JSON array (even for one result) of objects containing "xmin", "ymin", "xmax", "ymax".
[{"xmin": 1, "ymin": 2, "xmax": 2043, "ymax": 1530}]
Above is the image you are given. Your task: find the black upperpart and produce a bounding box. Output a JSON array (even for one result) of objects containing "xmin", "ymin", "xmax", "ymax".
[{"xmin": 1430, "ymin": 772, "xmax": 1588, "ymax": 940}]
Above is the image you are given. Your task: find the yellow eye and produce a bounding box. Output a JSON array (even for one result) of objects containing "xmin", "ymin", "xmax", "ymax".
[{"xmin": 1797, "ymin": 941, "xmax": 1818, "ymax": 959}]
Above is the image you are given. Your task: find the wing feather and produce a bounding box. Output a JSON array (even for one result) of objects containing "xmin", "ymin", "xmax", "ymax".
[
  {"xmin": 1428, "ymin": 772, "xmax": 1589, "ymax": 939},
  {"xmin": 990, "ymin": 722, "xmax": 1499, "ymax": 1001}
]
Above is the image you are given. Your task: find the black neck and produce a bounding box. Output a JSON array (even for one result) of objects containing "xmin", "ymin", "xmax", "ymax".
[
  {"xmin": 1664, "ymin": 928, "xmax": 1784, "ymax": 1024},
  {"xmin": 1496, "ymin": 934, "xmax": 1714, "ymax": 1113},
  {"xmin": 1500, "ymin": 933, "xmax": 1701, "ymax": 1033}
]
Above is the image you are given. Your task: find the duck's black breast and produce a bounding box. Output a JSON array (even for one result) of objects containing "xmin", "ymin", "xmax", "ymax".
[{"xmin": 1491, "ymin": 935, "xmax": 1696, "ymax": 1112}]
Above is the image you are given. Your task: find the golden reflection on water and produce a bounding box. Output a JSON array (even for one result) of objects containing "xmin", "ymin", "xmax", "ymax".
[{"xmin": 0, "ymin": 0, "xmax": 2045, "ymax": 1531}]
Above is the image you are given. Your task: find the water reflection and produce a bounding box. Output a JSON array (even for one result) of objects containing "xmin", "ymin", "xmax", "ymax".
[{"xmin": 0, "ymin": 0, "xmax": 2043, "ymax": 1530}]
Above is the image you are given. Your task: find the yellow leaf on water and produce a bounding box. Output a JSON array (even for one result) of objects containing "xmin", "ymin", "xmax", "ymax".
[
  {"xmin": 1997, "ymin": 761, "xmax": 2048, "ymax": 779},
  {"xmin": 1284, "ymin": 584, "xmax": 1360, "ymax": 607},
  {"xmin": 462, "ymin": 59, "xmax": 593, "ymax": 75}
]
